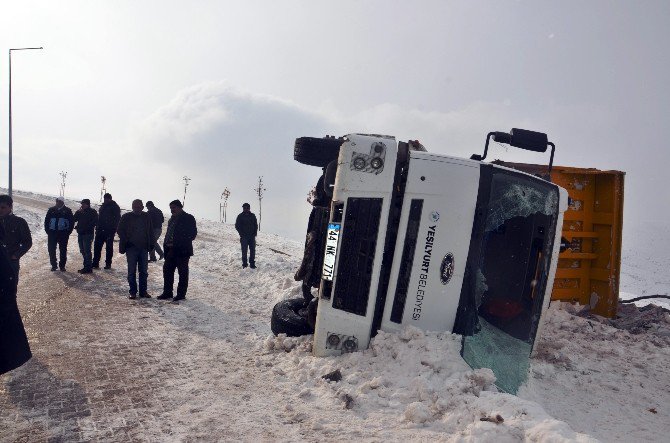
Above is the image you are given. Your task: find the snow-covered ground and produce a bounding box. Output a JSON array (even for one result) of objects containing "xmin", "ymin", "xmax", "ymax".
[
  {"xmin": 2, "ymin": 190, "xmax": 669, "ymax": 441},
  {"xmin": 620, "ymin": 220, "xmax": 670, "ymax": 310}
]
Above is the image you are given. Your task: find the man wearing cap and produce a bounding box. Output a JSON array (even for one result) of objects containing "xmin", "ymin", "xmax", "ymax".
[
  {"xmin": 0, "ymin": 194, "xmax": 33, "ymax": 283},
  {"xmin": 44, "ymin": 196, "xmax": 74, "ymax": 271},
  {"xmin": 235, "ymin": 203, "xmax": 258, "ymax": 269},
  {"xmin": 157, "ymin": 200, "xmax": 197, "ymax": 301},
  {"xmin": 117, "ymin": 199, "xmax": 154, "ymax": 299},
  {"xmin": 93, "ymin": 193, "xmax": 121, "ymax": 270},
  {"xmin": 74, "ymin": 199, "xmax": 98, "ymax": 274}
]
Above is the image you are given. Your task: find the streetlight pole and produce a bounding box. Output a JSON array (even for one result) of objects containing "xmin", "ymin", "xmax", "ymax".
[{"xmin": 9, "ymin": 46, "xmax": 43, "ymax": 198}]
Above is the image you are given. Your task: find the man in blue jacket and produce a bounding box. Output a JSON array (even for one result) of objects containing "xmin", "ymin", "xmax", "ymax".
[
  {"xmin": 157, "ymin": 200, "xmax": 197, "ymax": 302},
  {"xmin": 44, "ymin": 197, "xmax": 74, "ymax": 271}
]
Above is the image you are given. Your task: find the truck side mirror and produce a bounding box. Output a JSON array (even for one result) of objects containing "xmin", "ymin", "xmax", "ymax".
[
  {"xmin": 507, "ymin": 128, "xmax": 548, "ymax": 152},
  {"xmin": 471, "ymin": 128, "xmax": 556, "ymax": 174}
]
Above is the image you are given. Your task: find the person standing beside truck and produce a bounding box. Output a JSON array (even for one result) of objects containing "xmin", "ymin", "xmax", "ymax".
[
  {"xmin": 93, "ymin": 193, "xmax": 121, "ymax": 270},
  {"xmin": 146, "ymin": 201, "xmax": 164, "ymax": 262},
  {"xmin": 74, "ymin": 199, "xmax": 98, "ymax": 274},
  {"xmin": 45, "ymin": 196, "xmax": 74, "ymax": 272},
  {"xmin": 235, "ymin": 203, "xmax": 258, "ymax": 269},
  {"xmin": 0, "ymin": 195, "xmax": 32, "ymax": 283}
]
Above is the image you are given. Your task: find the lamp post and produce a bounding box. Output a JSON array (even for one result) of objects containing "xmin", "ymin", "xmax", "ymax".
[{"xmin": 9, "ymin": 46, "xmax": 43, "ymax": 198}]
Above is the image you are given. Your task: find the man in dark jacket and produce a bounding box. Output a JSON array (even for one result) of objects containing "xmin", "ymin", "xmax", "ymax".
[
  {"xmin": 0, "ymin": 195, "xmax": 32, "ymax": 283},
  {"xmin": 157, "ymin": 200, "xmax": 197, "ymax": 302},
  {"xmin": 235, "ymin": 202, "xmax": 258, "ymax": 269},
  {"xmin": 117, "ymin": 199, "xmax": 153, "ymax": 299},
  {"xmin": 74, "ymin": 199, "xmax": 98, "ymax": 274},
  {"xmin": 93, "ymin": 193, "xmax": 121, "ymax": 270},
  {"xmin": 146, "ymin": 201, "xmax": 164, "ymax": 262},
  {"xmin": 44, "ymin": 196, "xmax": 74, "ymax": 271},
  {"xmin": 0, "ymin": 224, "xmax": 31, "ymax": 375}
]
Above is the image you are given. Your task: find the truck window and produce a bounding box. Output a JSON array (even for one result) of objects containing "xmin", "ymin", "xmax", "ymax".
[{"xmin": 457, "ymin": 167, "xmax": 559, "ymax": 393}]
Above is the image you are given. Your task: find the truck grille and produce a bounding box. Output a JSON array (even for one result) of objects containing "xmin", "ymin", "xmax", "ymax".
[
  {"xmin": 390, "ymin": 199, "xmax": 423, "ymax": 323},
  {"xmin": 332, "ymin": 197, "xmax": 383, "ymax": 316}
]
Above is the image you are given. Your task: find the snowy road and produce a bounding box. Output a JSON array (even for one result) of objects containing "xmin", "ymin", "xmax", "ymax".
[{"xmin": 1, "ymin": 191, "xmax": 668, "ymax": 442}]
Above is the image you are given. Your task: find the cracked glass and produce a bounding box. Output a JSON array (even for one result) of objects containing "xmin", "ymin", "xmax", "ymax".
[{"xmin": 460, "ymin": 168, "xmax": 559, "ymax": 394}]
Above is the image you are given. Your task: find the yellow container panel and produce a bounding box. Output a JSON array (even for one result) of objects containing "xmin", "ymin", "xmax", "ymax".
[{"xmin": 495, "ymin": 162, "xmax": 625, "ymax": 317}]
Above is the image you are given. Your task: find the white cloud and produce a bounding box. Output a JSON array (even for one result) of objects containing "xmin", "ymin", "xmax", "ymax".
[{"xmin": 132, "ymin": 82, "xmax": 338, "ymax": 240}]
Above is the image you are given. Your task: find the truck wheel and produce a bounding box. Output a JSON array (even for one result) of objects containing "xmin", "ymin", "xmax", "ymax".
[
  {"xmin": 294, "ymin": 137, "xmax": 342, "ymax": 167},
  {"xmin": 271, "ymin": 298, "xmax": 314, "ymax": 336}
]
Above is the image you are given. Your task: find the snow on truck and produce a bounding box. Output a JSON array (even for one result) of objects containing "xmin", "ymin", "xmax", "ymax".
[{"xmin": 272, "ymin": 129, "xmax": 570, "ymax": 393}]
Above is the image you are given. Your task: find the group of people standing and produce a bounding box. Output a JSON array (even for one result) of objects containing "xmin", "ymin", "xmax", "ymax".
[
  {"xmin": 44, "ymin": 194, "xmax": 198, "ymax": 301},
  {"xmin": 1, "ymin": 192, "xmax": 260, "ymax": 304},
  {"xmin": 0, "ymin": 192, "xmax": 260, "ymax": 375}
]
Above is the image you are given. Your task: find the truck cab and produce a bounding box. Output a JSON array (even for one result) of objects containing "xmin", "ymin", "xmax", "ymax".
[{"xmin": 292, "ymin": 130, "xmax": 568, "ymax": 393}]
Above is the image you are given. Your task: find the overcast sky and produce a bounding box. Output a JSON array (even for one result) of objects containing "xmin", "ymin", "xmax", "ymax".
[{"xmin": 1, "ymin": 0, "xmax": 668, "ymax": 240}]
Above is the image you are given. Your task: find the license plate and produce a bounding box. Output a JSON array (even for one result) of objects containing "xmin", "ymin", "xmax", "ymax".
[{"xmin": 322, "ymin": 223, "xmax": 341, "ymax": 281}]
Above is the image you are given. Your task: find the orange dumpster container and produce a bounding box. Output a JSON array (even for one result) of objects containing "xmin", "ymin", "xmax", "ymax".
[{"xmin": 496, "ymin": 162, "xmax": 625, "ymax": 318}]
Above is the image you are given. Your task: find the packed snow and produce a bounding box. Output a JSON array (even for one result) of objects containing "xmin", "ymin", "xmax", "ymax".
[{"xmin": 2, "ymin": 190, "xmax": 669, "ymax": 441}]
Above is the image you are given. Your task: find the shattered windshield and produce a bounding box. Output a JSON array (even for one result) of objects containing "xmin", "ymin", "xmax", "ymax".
[{"xmin": 456, "ymin": 166, "xmax": 559, "ymax": 394}]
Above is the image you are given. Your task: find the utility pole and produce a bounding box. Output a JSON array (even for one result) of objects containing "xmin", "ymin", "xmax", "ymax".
[
  {"xmin": 182, "ymin": 176, "xmax": 191, "ymax": 206},
  {"xmin": 254, "ymin": 176, "xmax": 266, "ymax": 231},
  {"xmin": 220, "ymin": 187, "xmax": 230, "ymax": 223},
  {"xmin": 99, "ymin": 176, "xmax": 107, "ymax": 203},
  {"xmin": 59, "ymin": 171, "xmax": 67, "ymax": 198}
]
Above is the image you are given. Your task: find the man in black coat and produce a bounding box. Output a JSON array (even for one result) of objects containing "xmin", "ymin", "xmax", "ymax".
[
  {"xmin": 74, "ymin": 199, "xmax": 98, "ymax": 274},
  {"xmin": 93, "ymin": 193, "xmax": 121, "ymax": 270},
  {"xmin": 44, "ymin": 196, "xmax": 74, "ymax": 271},
  {"xmin": 0, "ymin": 224, "xmax": 32, "ymax": 375},
  {"xmin": 235, "ymin": 202, "xmax": 258, "ymax": 269},
  {"xmin": 0, "ymin": 195, "xmax": 32, "ymax": 283},
  {"xmin": 146, "ymin": 201, "xmax": 164, "ymax": 262},
  {"xmin": 157, "ymin": 200, "xmax": 197, "ymax": 302},
  {"xmin": 117, "ymin": 199, "xmax": 154, "ymax": 299}
]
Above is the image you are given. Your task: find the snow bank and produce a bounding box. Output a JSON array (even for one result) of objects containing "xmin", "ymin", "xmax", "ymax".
[{"xmin": 262, "ymin": 325, "xmax": 595, "ymax": 441}]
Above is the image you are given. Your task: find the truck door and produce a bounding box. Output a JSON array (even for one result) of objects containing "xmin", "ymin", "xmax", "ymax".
[{"xmin": 454, "ymin": 165, "xmax": 566, "ymax": 393}]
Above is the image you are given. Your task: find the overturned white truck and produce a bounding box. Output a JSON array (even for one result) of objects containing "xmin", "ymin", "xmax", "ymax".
[{"xmin": 273, "ymin": 129, "xmax": 569, "ymax": 393}]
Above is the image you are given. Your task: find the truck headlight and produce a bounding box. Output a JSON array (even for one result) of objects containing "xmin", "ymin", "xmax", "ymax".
[
  {"xmin": 327, "ymin": 333, "xmax": 341, "ymax": 347},
  {"xmin": 353, "ymin": 156, "xmax": 367, "ymax": 170}
]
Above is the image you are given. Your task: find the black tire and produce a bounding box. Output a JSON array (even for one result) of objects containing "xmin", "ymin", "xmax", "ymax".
[
  {"xmin": 307, "ymin": 298, "xmax": 318, "ymax": 330},
  {"xmin": 271, "ymin": 298, "xmax": 314, "ymax": 336},
  {"xmin": 294, "ymin": 137, "xmax": 342, "ymax": 167}
]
